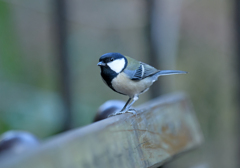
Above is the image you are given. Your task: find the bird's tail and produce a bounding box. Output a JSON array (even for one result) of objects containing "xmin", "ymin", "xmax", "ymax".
[{"xmin": 156, "ymin": 70, "xmax": 187, "ymax": 76}]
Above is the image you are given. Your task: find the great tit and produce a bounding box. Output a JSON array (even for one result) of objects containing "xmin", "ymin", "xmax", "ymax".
[{"xmin": 97, "ymin": 52, "xmax": 187, "ymax": 116}]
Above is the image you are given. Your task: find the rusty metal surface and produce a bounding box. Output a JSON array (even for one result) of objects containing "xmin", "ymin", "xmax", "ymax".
[{"xmin": 0, "ymin": 92, "xmax": 203, "ymax": 168}]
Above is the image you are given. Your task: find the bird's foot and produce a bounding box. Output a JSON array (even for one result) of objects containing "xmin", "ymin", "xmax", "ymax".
[
  {"xmin": 126, "ymin": 109, "xmax": 137, "ymax": 115},
  {"xmin": 108, "ymin": 108, "xmax": 137, "ymax": 117}
]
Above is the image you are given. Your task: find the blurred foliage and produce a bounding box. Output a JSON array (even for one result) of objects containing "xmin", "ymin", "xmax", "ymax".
[
  {"xmin": 0, "ymin": 1, "xmax": 23, "ymax": 78},
  {"xmin": 0, "ymin": 81, "xmax": 65, "ymax": 138},
  {"xmin": 0, "ymin": 1, "xmax": 63, "ymax": 138}
]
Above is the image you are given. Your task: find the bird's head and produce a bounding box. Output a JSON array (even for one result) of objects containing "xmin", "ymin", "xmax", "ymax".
[{"xmin": 97, "ymin": 53, "xmax": 127, "ymax": 73}]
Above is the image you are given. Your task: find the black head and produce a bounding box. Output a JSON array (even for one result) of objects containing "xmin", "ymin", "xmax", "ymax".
[
  {"xmin": 97, "ymin": 53, "xmax": 128, "ymax": 94},
  {"xmin": 98, "ymin": 53, "xmax": 128, "ymax": 73}
]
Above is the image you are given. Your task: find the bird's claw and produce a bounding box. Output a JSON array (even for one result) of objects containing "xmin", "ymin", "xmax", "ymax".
[
  {"xmin": 108, "ymin": 112, "xmax": 123, "ymax": 117},
  {"xmin": 108, "ymin": 108, "xmax": 137, "ymax": 117},
  {"xmin": 126, "ymin": 109, "xmax": 137, "ymax": 115}
]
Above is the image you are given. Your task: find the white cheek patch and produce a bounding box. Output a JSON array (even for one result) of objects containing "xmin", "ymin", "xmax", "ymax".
[{"xmin": 107, "ymin": 58, "xmax": 125, "ymax": 73}]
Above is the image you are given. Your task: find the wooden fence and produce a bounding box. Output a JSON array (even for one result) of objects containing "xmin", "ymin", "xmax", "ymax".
[{"xmin": 0, "ymin": 92, "xmax": 203, "ymax": 168}]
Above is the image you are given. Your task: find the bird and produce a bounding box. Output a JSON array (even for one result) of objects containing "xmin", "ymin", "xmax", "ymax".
[{"xmin": 97, "ymin": 52, "xmax": 187, "ymax": 116}]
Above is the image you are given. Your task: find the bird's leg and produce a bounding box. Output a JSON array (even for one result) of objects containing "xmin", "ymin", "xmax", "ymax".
[
  {"xmin": 108, "ymin": 96, "xmax": 138, "ymax": 117},
  {"xmin": 108, "ymin": 98, "xmax": 131, "ymax": 117},
  {"xmin": 115, "ymin": 96, "xmax": 138, "ymax": 115},
  {"xmin": 120, "ymin": 98, "xmax": 132, "ymax": 112},
  {"xmin": 122, "ymin": 96, "xmax": 138, "ymax": 114}
]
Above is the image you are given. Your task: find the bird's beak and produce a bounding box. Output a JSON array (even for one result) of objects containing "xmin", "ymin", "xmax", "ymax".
[{"xmin": 97, "ymin": 62, "xmax": 106, "ymax": 66}]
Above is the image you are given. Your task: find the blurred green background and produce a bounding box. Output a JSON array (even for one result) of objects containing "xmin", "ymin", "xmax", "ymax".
[{"xmin": 0, "ymin": 0, "xmax": 238, "ymax": 167}]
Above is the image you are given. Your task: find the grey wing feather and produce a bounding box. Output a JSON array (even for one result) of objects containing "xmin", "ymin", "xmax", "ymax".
[
  {"xmin": 141, "ymin": 63, "xmax": 159, "ymax": 79},
  {"xmin": 124, "ymin": 69, "xmax": 140, "ymax": 80},
  {"xmin": 124, "ymin": 62, "xmax": 159, "ymax": 80}
]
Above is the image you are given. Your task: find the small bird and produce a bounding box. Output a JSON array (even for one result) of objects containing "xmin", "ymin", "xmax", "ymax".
[{"xmin": 97, "ymin": 53, "xmax": 187, "ymax": 116}]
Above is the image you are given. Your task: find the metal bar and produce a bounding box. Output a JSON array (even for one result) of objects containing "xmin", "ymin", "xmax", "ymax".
[
  {"xmin": 146, "ymin": 0, "xmax": 162, "ymax": 98},
  {"xmin": 54, "ymin": 0, "xmax": 72, "ymax": 130},
  {"xmin": 234, "ymin": 0, "xmax": 240, "ymax": 167}
]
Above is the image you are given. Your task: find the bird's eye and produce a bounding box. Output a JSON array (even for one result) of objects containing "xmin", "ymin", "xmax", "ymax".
[{"xmin": 110, "ymin": 58, "xmax": 114, "ymax": 61}]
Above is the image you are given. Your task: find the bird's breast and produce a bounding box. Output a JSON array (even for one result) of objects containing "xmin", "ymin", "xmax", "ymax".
[
  {"xmin": 111, "ymin": 72, "xmax": 153, "ymax": 98},
  {"xmin": 100, "ymin": 67, "xmax": 117, "ymax": 86}
]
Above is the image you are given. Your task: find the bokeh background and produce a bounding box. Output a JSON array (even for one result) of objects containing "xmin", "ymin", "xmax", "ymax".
[{"xmin": 0, "ymin": 0, "xmax": 239, "ymax": 167}]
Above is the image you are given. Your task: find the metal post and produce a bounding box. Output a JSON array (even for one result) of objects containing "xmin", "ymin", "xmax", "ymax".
[
  {"xmin": 146, "ymin": 0, "xmax": 162, "ymax": 98},
  {"xmin": 54, "ymin": 0, "xmax": 72, "ymax": 131},
  {"xmin": 234, "ymin": 0, "xmax": 240, "ymax": 167}
]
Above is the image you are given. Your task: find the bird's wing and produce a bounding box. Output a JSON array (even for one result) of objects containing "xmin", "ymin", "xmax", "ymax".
[
  {"xmin": 124, "ymin": 57, "xmax": 159, "ymax": 80},
  {"xmin": 139, "ymin": 62, "xmax": 159, "ymax": 79}
]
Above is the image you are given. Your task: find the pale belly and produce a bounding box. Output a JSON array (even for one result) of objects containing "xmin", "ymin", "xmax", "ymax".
[{"xmin": 111, "ymin": 73, "xmax": 154, "ymax": 98}]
